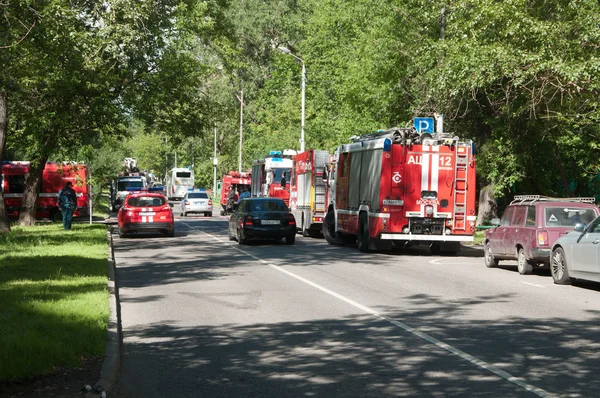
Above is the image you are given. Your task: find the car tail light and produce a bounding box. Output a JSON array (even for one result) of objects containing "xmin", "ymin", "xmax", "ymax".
[
  {"xmin": 172, "ymin": 186, "xmax": 175, "ymax": 194},
  {"xmin": 537, "ymin": 230, "xmax": 549, "ymax": 246},
  {"xmin": 160, "ymin": 205, "xmax": 170, "ymax": 212},
  {"xmin": 208, "ymin": 199, "xmax": 212, "ymax": 205},
  {"xmin": 288, "ymin": 214, "xmax": 296, "ymax": 226},
  {"xmin": 244, "ymin": 215, "xmax": 253, "ymax": 227}
]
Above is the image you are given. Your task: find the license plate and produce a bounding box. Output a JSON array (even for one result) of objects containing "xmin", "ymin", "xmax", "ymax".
[
  {"xmin": 193, "ymin": 201, "xmax": 205, "ymax": 205},
  {"xmin": 261, "ymin": 220, "xmax": 280, "ymax": 225},
  {"xmin": 139, "ymin": 212, "xmax": 156, "ymax": 216}
]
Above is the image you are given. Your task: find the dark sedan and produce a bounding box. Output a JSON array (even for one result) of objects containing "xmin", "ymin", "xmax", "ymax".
[{"xmin": 228, "ymin": 198, "xmax": 296, "ymax": 244}]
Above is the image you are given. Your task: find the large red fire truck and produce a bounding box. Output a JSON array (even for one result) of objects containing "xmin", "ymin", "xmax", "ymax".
[
  {"xmin": 219, "ymin": 170, "xmax": 251, "ymax": 215},
  {"xmin": 289, "ymin": 149, "xmax": 330, "ymax": 237},
  {"xmin": 323, "ymin": 127, "xmax": 476, "ymax": 254},
  {"xmin": 1, "ymin": 161, "xmax": 90, "ymax": 220},
  {"xmin": 251, "ymin": 150, "xmax": 296, "ymax": 205}
]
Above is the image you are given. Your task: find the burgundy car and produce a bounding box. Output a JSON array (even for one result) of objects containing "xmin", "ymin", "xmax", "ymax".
[{"xmin": 483, "ymin": 195, "xmax": 599, "ymax": 274}]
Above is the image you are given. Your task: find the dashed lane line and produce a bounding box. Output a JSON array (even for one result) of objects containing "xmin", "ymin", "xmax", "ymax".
[{"xmin": 191, "ymin": 226, "xmax": 554, "ymax": 398}]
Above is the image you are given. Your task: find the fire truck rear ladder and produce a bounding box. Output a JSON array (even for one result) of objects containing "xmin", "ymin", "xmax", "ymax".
[{"xmin": 452, "ymin": 148, "xmax": 469, "ymax": 232}]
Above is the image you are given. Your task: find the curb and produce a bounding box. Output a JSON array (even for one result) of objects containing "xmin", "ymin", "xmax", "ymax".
[{"xmin": 87, "ymin": 229, "xmax": 121, "ymax": 397}]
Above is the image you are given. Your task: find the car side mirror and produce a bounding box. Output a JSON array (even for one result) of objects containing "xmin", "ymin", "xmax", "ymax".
[
  {"xmin": 574, "ymin": 223, "xmax": 585, "ymax": 233},
  {"xmin": 491, "ymin": 218, "xmax": 501, "ymax": 226}
]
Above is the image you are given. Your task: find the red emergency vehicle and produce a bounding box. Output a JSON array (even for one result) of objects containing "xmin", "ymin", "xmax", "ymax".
[
  {"xmin": 289, "ymin": 150, "xmax": 330, "ymax": 237},
  {"xmin": 251, "ymin": 150, "xmax": 296, "ymax": 205},
  {"xmin": 1, "ymin": 161, "xmax": 90, "ymax": 220},
  {"xmin": 219, "ymin": 171, "xmax": 251, "ymax": 215},
  {"xmin": 117, "ymin": 188, "xmax": 174, "ymax": 237},
  {"xmin": 323, "ymin": 127, "xmax": 476, "ymax": 254}
]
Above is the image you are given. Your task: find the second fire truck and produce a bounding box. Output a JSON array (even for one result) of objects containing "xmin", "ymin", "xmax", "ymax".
[
  {"xmin": 289, "ymin": 149, "xmax": 330, "ymax": 237},
  {"xmin": 219, "ymin": 170, "xmax": 251, "ymax": 215},
  {"xmin": 251, "ymin": 150, "xmax": 296, "ymax": 205},
  {"xmin": 323, "ymin": 127, "xmax": 476, "ymax": 254}
]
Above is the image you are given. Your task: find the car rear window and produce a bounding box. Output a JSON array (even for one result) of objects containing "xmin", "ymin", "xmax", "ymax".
[
  {"xmin": 187, "ymin": 193, "xmax": 208, "ymax": 199},
  {"xmin": 176, "ymin": 172, "xmax": 192, "ymax": 178},
  {"xmin": 544, "ymin": 206, "xmax": 597, "ymax": 227},
  {"xmin": 249, "ymin": 200, "xmax": 287, "ymax": 212},
  {"xmin": 127, "ymin": 196, "xmax": 166, "ymax": 207}
]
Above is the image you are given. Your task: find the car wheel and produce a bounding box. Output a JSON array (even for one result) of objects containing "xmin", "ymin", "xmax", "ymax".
[
  {"xmin": 286, "ymin": 235, "xmax": 296, "ymax": 245},
  {"xmin": 118, "ymin": 227, "xmax": 126, "ymax": 238},
  {"xmin": 357, "ymin": 212, "xmax": 370, "ymax": 253},
  {"xmin": 165, "ymin": 229, "xmax": 175, "ymax": 237},
  {"xmin": 237, "ymin": 229, "xmax": 245, "ymax": 245},
  {"xmin": 323, "ymin": 210, "xmax": 345, "ymax": 245},
  {"xmin": 551, "ymin": 247, "xmax": 572, "ymax": 284},
  {"xmin": 484, "ymin": 241, "xmax": 499, "ymax": 268},
  {"xmin": 517, "ymin": 247, "xmax": 533, "ymax": 275},
  {"xmin": 181, "ymin": 211, "xmax": 186, "ymax": 217}
]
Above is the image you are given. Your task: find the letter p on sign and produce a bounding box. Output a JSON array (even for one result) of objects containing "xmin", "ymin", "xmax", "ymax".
[{"xmin": 414, "ymin": 117, "xmax": 435, "ymax": 133}]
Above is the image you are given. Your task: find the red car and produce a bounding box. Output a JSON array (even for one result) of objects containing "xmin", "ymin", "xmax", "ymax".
[
  {"xmin": 117, "ymin": 190, "xmax": 174, "ymax": 238},
  {"xmin": 484, "ymin": 195, "xmax": 599, "ymax": 274}
]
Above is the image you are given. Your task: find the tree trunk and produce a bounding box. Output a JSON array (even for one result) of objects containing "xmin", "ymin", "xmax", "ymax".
[
  {"xmin": 18, "ymin": 156, "xmax": 47, "ymax": 226},
  {"xmin": 0, "ymin": 91, "xmax": 10, "ymax": 233},
  {"xmin": 476, "ymin": 184, "xmax": 497, "ymax": 226}
]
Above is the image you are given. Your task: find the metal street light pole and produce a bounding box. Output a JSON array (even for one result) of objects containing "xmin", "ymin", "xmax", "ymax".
[
  {"xmin": 213, "ymin": 126, "xmax": 217, "ymax": 197},
  {"xmin": 278, "ymin": 46, "xmax": 305, "ymax": 152},
  {"xmin": 237, "ymin": 89, "xmax": 244, "ymax": 172}
]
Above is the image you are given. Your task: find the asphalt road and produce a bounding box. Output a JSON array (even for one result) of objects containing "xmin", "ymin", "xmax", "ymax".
[{"xmin": 112, "ymin": 215, "xmax": 600, "ymax": 397}]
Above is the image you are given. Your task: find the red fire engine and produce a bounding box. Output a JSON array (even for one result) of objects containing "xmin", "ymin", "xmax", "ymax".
[
  {"xmin": 1, "ymin": 161, "xmax": 90, "ymax": 220},
  {"xmin": 219, "ymin": 170, "xmax": 251, "ymax": 215},
  {"xmin": 289, "ymin": 150, "xmax": 330, "ymax": 237},
  {"xmin": 323, "ymin": 127, "xmax": 476, "ymax": 254},
  {"xmin": 250, "ymin": 150, "xmax": 296, "ymax": 205}
]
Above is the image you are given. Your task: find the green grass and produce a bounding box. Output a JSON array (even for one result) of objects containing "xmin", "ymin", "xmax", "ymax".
[
  {"xmin": 92, "ymin": 191, "xmax": 110, "ymax": 219},
  {"xmin": 473, "ymin": 231, "xmax": 484, "ymax": 245},
  {"xmin": 0, "ymin": 224, "xmax": 109, "ymax": 382}
]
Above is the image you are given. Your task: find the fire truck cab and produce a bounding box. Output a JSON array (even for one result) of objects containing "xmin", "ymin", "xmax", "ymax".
[
  {"xmin": 323, "ymin": 127, "xmax": 476, "ymax": 254},
  {"xmin": 289, "ymin": 149, "xmax": 330, "ymax": 237},
  {"xmin": 1, "ymin": 161, "xmax": 90, "ymax": 221},
  {"xmin": 251, "ymin": 150, "xmax": 296, "ymax": 205}
]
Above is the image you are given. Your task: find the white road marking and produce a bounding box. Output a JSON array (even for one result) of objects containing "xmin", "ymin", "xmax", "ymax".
[
  {"xmin": 521, "ymin": 282, "xmax": 547, "ymax": 289},
  {"xmin": 196, "ymin": 228, "xmax": 554, "ymax": 398},
  {"xmin": 428, "ymin": 258, "xmax": 479, "ymax": 265}
]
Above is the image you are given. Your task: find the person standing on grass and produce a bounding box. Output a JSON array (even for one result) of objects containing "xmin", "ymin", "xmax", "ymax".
[{"xmin": 57, "ymin": 181, "xmax": 77, "ymax": 230}]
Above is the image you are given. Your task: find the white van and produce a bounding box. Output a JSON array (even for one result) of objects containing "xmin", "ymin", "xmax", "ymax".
[{"xmin": 166, "ymin": 168, "xmax": 195, "ymax": 200}]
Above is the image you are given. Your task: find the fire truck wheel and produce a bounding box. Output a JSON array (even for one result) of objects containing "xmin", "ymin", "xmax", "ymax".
[
  {"xmin": 517, "ymin": 247, "xmax": 533, "ymax": 275},
  {"xmin": 357, "ymin": 212, "xmax": 370, "ymax": 253},
  {"xmin": 484, "ymin": 241, "xmax": 499, "ymax": 268},
  {"xmin": 52, "ymin": 210, "xmax": 62, "ymax": 222},
  {"xmin": 323, "ymin": 211, "xmax": 344, "ymax": 245},
  {"xmin": 286, "ymin": 235, "xmax": 296, "ymax": 245}
]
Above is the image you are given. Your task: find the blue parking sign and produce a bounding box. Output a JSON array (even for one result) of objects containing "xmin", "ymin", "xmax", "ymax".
[{"xmin": 414, "ymin": 117, "xmax": 435, "ymax": 133}]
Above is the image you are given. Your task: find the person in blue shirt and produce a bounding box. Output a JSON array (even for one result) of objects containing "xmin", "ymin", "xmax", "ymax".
[{"xmin": 238, "ymin": 186, "xmax": 251, "ymax": 203}]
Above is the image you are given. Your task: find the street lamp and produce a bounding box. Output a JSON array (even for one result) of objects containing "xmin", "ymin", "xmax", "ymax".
[{"xmin": 278, "ymin": 46, "xmax": 305, "ymax": 152}]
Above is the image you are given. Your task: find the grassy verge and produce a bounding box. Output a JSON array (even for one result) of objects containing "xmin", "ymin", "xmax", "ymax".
[
  {"xmin": 0, "ymin": 224, "xmax": 109, "ymax": 382},
  {"xmin": 92, "ymin": 192, "xmax": 110, "ymax": 219}
]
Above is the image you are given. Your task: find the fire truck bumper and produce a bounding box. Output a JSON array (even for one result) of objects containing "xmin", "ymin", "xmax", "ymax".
[{"xmin": 379, "ymin": 234, "xmax": 473, "ymax": 242}]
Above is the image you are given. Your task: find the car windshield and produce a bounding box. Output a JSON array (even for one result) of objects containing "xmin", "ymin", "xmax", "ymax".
[
  {"xmin": 545, "ymin": 207, "xmax": 597, "ymax": 227},
  {"xmin": 127, "ymin": 196, "xmax": 166, "ymax": 207},
  {"xmin": 187, "ymin": 193, "xmax": 208, "ymax": 199},
  {"xmin": 249, "ymin": 200, "xmax": 287, "ymax": 212}
]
